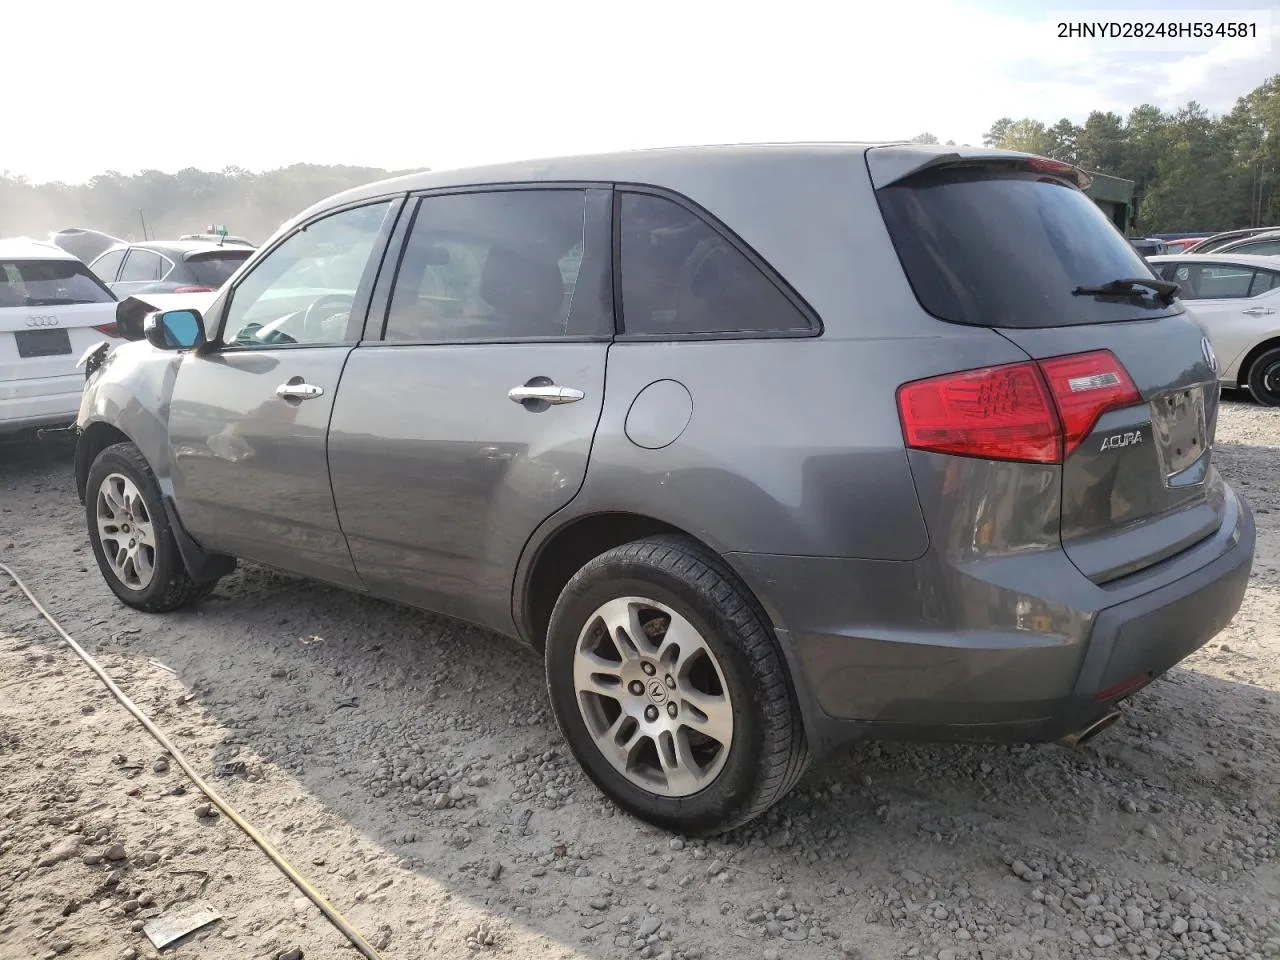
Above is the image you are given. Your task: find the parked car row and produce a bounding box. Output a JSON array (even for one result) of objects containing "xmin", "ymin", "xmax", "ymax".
[{"xmin": 1, "ymin": 231, "xmax": 254, "ymax": 435}]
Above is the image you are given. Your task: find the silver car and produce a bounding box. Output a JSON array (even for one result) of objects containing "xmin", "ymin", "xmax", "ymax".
[
  {"xmin": 1149, "ymin": 253, "xmax": 1280, "ymax": 404},
  {"xmin": 74, "ymin": 144, "xmax": 1256, "ymax": 834}
]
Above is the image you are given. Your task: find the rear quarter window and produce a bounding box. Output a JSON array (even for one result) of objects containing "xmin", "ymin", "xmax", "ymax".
[
  {"xmin": 618, "ymin": 191, "xmax": 816, "ymax": 338},
  {"xmin": 876, "ymin": 168, "xmax": 1184, "ymax": 328}
]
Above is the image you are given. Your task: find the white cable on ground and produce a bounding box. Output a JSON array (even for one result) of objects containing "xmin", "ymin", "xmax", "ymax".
[{"xmin": 0, "ymin": 560, "xmax": 387, "ymax": 960}]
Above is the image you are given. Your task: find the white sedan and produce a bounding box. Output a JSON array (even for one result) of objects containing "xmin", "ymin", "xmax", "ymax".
[
  {"xmin": 1, "ymin": 238, "xmax": 124, "ymax": 435},
  {"xmin": 1149, "ymin": 253, "xmax": 1280, "ymax": 406}
]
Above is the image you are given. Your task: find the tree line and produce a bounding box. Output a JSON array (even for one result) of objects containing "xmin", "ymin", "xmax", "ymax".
[
  {"xmin": 0, "ymin": 164, "xmax": 418, "ymax": 246},
  {"xmin": 975, "ymin": 74, "xmax": 1279, "ymax": 234},
  {"xmin": 2, "ymin": 74, "xmax": 1277, "ymax": 243}
]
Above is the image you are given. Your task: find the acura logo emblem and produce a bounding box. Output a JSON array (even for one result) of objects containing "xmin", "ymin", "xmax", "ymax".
[
  {"xmin": 1201, "ymin": 336, "xmax": 1217, "ymax": 373},
  {"xmin": 26, "ymin": 316, "xmax": 59, "ymax": 328}
]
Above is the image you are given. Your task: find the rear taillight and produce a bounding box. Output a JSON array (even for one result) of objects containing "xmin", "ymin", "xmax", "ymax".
[
  {"xmin": 1037, "ymin": 350, "xmax": 1141, "ymax": 457},
  {"xmin": 92, "ymin": 322, "xmax": 120, "ymax": 338},
  {"xmin": 173, "ymin": 285, "xmax": 214, "ymax": 293},
  {"xmin": 898, "ymin": 350, "xmax": 1140, "ymax": 464}
]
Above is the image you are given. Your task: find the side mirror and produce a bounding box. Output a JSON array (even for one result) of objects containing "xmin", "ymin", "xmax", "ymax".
[{"xmin": 144, "ymin": 309, "xmax": 206, "ymax": 351}]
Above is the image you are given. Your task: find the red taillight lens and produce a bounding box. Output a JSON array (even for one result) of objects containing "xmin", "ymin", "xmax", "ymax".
[
  {"xmin": 898, "ymin": 362, "xmax": 1062, "ymax": 464},
  {"xmin": 173, "ymin": 285, "xmax": 213, "ymax": 293},
  {"xmin": 92, "ymin": 322, "xmax": 120, "ymax": 338},
  {"xmin": 1038, "ymin": 350, "xmax": 1140, "ymax": 457},
  {"xmin": 898, "ymin": 350, "xmax": 1141, "ymax": 464}
]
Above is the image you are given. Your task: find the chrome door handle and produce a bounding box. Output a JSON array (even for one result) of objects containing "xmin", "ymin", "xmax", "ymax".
[
  {"xmin": 276, "ymin": 382, "xmax": 324, "ymax": 400},
  {"xmin": 1243, "ymin": 307, "xmax": 1276, "ymax": 316},
  {"xmin": 507, "ymin": 384, "xmax": 585, "ymax": 405}
]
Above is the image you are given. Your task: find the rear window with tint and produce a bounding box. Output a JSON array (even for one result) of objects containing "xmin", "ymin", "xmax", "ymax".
[
  {"xmin": 0, "ymin": 259, "xmax": 115, "ymax": 307},
  {"xmin": 185, "ymin": 251, "xmax": 252, "ymax": 287},
  {"xmin": 876, "ymin": 169, "xmax": 1183, "ymax": 328}
]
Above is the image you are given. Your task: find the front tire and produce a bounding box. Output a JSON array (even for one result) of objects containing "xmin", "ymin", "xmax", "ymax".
[
  {"xmin": 1246, "ymin": 346, "xmax": 1280, "ymax": 407},
  {"xmin": 85, "ymin": 442, "xmax": 217, "ymax": 612},
  {"xmin": 545, "ymin": 535, "xmax": 809, "ymax": 835}
]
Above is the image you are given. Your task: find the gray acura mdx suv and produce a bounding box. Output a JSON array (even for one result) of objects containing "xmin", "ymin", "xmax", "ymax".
[{"xmin": 74, "ymin": 143, "xmax": 1255, "ymax": 835}]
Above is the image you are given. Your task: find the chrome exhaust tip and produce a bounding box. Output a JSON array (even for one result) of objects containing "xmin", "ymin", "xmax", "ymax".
[{"xmin": 1056, "ymin": 709, "xmax": 1122, "ymax": 749}]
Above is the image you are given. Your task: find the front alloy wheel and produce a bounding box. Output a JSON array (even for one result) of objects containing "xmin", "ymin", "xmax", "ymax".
[
  {"xmin": 95, "ymin": 473, "xmax": 157, "ymax": 590},
  {"xmin": 85, "ymin": 441, "xmax": 220, "ymax": 612}
]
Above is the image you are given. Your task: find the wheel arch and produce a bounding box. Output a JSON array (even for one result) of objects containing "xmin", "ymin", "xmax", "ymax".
[
  {"xmin": 1236, "ymin": 335, "xmax": 1280, "ymax": 395},
  {"xmin": 516, "ymin": 511, "xmax": 688, "ymax": 652},
  {"xmin": 75, "ymin": 421, "xmax": 134, "ymax": 503},
  {"xmin": 78, "ymin": 420, "xmax": 235, "ymax": 584},
  {"xmin": 514, "ymin": 510, "xmax": 826, "ymax": 752}
]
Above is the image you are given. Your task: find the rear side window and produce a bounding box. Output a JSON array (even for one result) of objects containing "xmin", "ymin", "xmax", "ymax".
[
  {"xmin": 0, "ymin": 259, "xmax": 115, "ymax": 306},
  {"xmin": 119, "ymin": 249, "xmax": 168, "ymax": 282},
  {"xmin": 185, "ymin": 251, "xmax": 251, "ymax": 287},
  {"xmin": 1253, "ymin": 270, "xmax": 1280, "ymax": 295},
  {"xmin": 877, "ymin": 168, "xmax": 1182, "ymax": 328},
  {"xmin": 384, "ymin": 188, "xmax": 612, "ymax": 342},
  {"xmin": 618, "ymin": 192, "xmax": 814, "ymax": 337}
]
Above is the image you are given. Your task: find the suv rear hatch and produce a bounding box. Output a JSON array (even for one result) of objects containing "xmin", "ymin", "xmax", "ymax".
[
  {"xmin": 0, "ymin": 258, "xmax": 118, "ymax": 382},
  {"xmin": 873, "ymin": 148, "xmax": 1221, "ymax": 584}
]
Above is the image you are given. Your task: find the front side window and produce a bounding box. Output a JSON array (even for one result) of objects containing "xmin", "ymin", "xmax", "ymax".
[
  {"xmin": 119, "ymin": 249, "xmax": 168, "ymax": 282},
  {"xmin": 383, "ymin": 189, "xmax": 610, "ymax": 342},
  {"xmin": 0, "ymin": 259, "xmax": 115, "ymax": 307},
  {"xmin": 618, "ymin": 192, "xmax": 813, "ymax": 336},
  {"xmin": 220, "ymin": 200, "xmax": 393, "ymax": 348}
]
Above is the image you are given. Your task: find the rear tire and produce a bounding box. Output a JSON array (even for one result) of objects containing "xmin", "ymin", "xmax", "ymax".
[
  {"xmin": 1246, "ymin": 346, "xmax": 1280, "ymax": 407},
  {"xmin": 545, "ymin": 535, "xmax": 809, "ymax": 835},
  {"xmin": 86, "ymin": 442, "xmax": 218, "ymax": 612}
]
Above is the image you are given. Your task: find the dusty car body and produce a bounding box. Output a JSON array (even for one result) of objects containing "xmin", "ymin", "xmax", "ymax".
[{"xmin": 73, "ymin": 143, "xmax": 1255, "ymax": 834}]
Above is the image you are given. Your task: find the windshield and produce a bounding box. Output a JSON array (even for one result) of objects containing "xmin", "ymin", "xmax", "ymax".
[
  {"xmin": 0, "ymin": 258, "xmax": 116, "ymax": 306},
  {"xmin": 876, "ymin": 168, "xmax": 1183, "ymax": 328},
  {"xmin": 185, "ymin": 251, "xmax": 252, "ymax": 287}
]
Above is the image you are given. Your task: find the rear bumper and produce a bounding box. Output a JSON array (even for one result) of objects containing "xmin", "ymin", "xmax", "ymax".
[
  {"xmin": 727, "ymin": 485, "xmax": 1255, "ymax": 755},
  {"xmin": 0, "ymin": 374, "xmax": 83, "ymax": 434}
]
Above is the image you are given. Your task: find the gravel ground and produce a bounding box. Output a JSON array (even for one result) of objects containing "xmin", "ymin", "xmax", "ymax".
[{"xmin": 1, "ymin": 399, "xmax": 1279, "ymax": 960}]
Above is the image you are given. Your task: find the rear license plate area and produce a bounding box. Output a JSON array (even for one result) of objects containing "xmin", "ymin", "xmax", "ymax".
[
  {"xmin": 14, "ymin": 329, "xmax": 72, "ymax": 358},
  {"xmin": 1151, "ymin": 386, "xmax": 1208, "ymax": 481}
]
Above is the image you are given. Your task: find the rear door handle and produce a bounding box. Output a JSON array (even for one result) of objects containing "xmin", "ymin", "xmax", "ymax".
[
  {"xmin": 507, "ymin": 384, "xmax": 585, "ymax": 405},
  {"xmin": 276, "ymin": 382, "xmax": 324, "ymax": 401},
  {"xmin": 1243, "ymin": 307, "xmax": 1276, "ymax": 316}
]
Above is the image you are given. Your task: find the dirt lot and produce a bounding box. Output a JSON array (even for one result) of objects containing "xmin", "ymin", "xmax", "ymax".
[{"xmin": 2, "ymin": 400, "xmax": 1279, "ymax": 960}]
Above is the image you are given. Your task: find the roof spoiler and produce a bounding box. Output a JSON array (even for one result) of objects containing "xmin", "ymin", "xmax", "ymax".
[{"xmin": 866, "ymin": 144, "xmax": 1091, "ymax": 191}]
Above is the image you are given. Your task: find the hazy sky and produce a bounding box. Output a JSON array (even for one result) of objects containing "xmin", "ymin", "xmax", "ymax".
[{"xmin": 6, "ymin": 0, "xmax": 1277, "ymax": 183}]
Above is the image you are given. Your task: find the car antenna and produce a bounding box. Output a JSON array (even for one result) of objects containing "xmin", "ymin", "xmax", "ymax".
[{"xmin": 138, "ymin": 209, "xmax": 149, "ymax": 242}]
